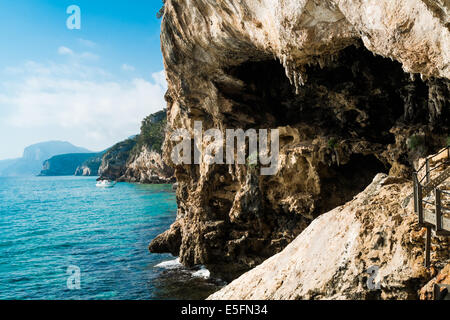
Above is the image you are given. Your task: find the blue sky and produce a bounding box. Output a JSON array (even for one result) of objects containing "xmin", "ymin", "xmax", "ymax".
[{"xmin": 0, "ymin": 0, "xmax": 166, "ymax": 159}]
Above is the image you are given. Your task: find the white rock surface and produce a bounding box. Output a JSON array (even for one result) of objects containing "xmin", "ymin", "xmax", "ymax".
[{"xmin": 208, "ymin": 174, "xmax": 449, "ymax": 299}]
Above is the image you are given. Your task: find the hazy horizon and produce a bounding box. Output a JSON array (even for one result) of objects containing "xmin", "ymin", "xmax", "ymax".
[{"xmin": 0, "ymin": 139, "xmax": 107, "ymax": 161}]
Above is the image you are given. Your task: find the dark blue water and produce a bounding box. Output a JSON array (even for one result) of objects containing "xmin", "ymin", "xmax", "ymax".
[{"xmin": 0, "ymin": 176, "xmax": 223, "ymax": 300}]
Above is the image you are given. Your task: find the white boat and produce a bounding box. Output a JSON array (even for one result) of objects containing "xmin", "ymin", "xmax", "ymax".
[{"xmin": 96, "ymin": 180, "xmax": 116, "ymax": 188}]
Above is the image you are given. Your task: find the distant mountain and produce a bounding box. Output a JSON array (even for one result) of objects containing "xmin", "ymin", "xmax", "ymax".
[
  {"xmin": 39, "ymin": 152, "xmax": 104, "ymax": 177},
  {"xmin": 0, "ymin": 141, "xmax": 93, "ymax": 177},
  {"xmin": 22, "ymin": 141, "xmax": 92, "ymax": 162}
]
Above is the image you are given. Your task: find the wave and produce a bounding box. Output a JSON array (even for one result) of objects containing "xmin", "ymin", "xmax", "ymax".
[
  {"xmin": 154, "ymin": 258, "xmax": 211, "ymax": 279},
  {"xmin": 154, "ymin": 258, "xmax": 183, "ymax": 270},
  {"xmin": 192, "ymin": 267, "xmax": 210, "ymax": 279}
]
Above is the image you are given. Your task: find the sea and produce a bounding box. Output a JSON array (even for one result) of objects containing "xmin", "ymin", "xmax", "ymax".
[{"xmin": 0, "ymin": 176, "xmax": 224, "ymax": 300}]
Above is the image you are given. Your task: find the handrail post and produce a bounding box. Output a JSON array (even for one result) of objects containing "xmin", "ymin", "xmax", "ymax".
[
  {"xmin": 425, "ymin": 226, "xmax": 431, "ymax": 268},
  {"xmin": 418, "ymin": 181, "xmax": 424, "ymax": 225},
  {"xmin": 435, "ymin": 188, "xmax": 442, "ymax": 232},
  {"xmin": 413, "ymin": 172, "xmax": 418, "ymax": 213},
  {"xmin": 426, "ymin": 158, "xmax": 430, "ymax": 184}
]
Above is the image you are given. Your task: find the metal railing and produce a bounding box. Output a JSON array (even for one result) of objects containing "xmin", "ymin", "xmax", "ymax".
[
  {"xmin": 414, "ymin": 146, "xmax": 450, "ymax": 186},
  {"xmin": 412, "ymin": 146, "xmax": 450, "ymax": 267}
]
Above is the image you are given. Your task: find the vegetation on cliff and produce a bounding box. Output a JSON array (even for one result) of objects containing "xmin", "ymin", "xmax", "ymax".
[
  {"xmin": 74, "ymin": 153, "xmax": 105, "ymax": 176},
  {"xmin": 98, "ymin": 109, "xmax": 173, "ymax": 183},
  {"xmin": 156, "ymin": 0, "xmax": 165, "ymax": 19},
  {"xmin": 131, "ymin": 110, "xmax": 167, "ymax": 156},
  {"xmin": 39, "ymin": 153, "xmax": 103, "ymax": 176},
  {"xmin": 98, "ymin": 138, "xmax": 138, "ymax": 180}
]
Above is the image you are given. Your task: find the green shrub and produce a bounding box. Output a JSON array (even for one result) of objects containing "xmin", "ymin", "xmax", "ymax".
[
  {"xmin": 131, "ymin": 110, "xmax": 167, "ymax": 156},
  {"xmin": 407, "ymin": 135, "xmax": 426, "ymax": 152},
  {"xmin": 156, "ymin": 1, "xmax": 166, "ymax": 19},
  {"xmin": 247, "ymin": 151, "xmax": 258, "ymax": 169},
  {"xmin": 447, "ymin": 136, "xmax": 450, "ymax": 147},
  {"xmin": 328, "ymin": 138, "xmax": 338, "ymax": 150}
]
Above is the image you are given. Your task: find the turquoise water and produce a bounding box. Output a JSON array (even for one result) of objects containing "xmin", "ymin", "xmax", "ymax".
[{"xmin": 0, "ymin": 176, "xmax": 222, "ymax": 300}]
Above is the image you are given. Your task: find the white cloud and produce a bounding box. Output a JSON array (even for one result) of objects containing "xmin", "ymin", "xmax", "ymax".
[
  {"xmin": 0, "ymin": 57, "xmax": 167, "ymax": 151},
  {"xmin": 4, "ymin": 60, "xmax": 111, "ymax": 79},
  {"xmin": 152, "ymin": 70, "xmax": 168, "ymax": 90},
  {"xmin": 79, "ymin": 52, "xmax": 99, "ymax": 60},
  {"xmin": 78, "ymin": 38, "xmax": 97, "ymax": 48},
  {"xmin": 122, "ymin": 64, "xmax": 135, "ymax": 72},
  {"xmin": 57, "ymin": 46, "xmax": 99, "ymax": 61},
  {"xmin": 58, "ymin": 46, "xmax": 74, "ymax": 56}
]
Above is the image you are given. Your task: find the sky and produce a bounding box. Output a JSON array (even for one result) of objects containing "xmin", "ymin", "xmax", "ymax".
[{"xmin": 0, "ymin": 0, "xmax": 166, "ymax": 160}]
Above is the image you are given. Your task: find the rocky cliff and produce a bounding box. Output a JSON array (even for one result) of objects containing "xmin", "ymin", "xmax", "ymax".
[
  {"xmin": 98, "ymin": 110, "xmax": 174, "ymax": 183},
  {"xmin": 118, "ymin": 146, "xmax": 175, "ymax": 184},
  {"xmin": 98, "ymin": 138, "xmax": 137, "ymax": 180},
  {"xmin": 207, "ymin": 173, "xmax": 449, "ymax": 299},
  {"xmin": 40, "ymin": 153, "xmax": 102, "ymax": 176},
  {"xmin": 150, "ymin": 0, "xmax": 450, "ymax": 283},
  {"xmin": 74, "ymin": 153, "xmax": 104, "ymax": 176}
]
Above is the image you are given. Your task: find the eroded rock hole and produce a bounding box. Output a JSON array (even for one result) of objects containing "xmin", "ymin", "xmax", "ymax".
[
  {"xmin": 317, "ymin": 154, "xmax": 389, "ymax": 214},
  {"xmin": 216, "ymin": 44, "xmax": 439, "ymax": 144},
  {"xmin": 167, "ymin": 44, "xmax": 448, "ymax": 280},
  {"xmin": 212, "ymin": 44, "xmax": 448, "ymax": 222}
]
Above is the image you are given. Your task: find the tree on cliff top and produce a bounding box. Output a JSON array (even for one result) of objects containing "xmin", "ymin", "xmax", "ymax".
[
  {"xmin": 157, "ymin": 1, "xmax": 166, "ymax": 19},
  {"xmin": 132, "ymin": 110, "xmax": 167, "ymax": 154}
]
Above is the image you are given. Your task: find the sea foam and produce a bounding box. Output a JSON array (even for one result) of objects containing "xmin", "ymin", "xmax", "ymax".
[
  {"xmin": 192, "ymin": 267, "xmax": 211, "ymax": 279},
  {"xmin": 154, "ymin": 258, "xmax": 183, "ymax": 270}
]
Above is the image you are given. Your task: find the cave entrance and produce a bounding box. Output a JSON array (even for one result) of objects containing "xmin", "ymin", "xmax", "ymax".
[
  {"xmin": 317, "ymin": 154, "xmax": 389, "ymax": 214},
  {"xmin": 216, "ymin": 43, "xmax": 435, "ymax": 144},
  {"xmin": 214, "ymin": 43, "xmax": 424, "ymax": 219}
]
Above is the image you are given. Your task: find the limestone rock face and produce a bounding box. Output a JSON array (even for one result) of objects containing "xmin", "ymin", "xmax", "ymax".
[
  {"xmin": 74, "ymin": 153, "xmax": 104, "ymax": 176},
  {"xmin": 98, "ymin": 110, "xmax": 174, "ymax": 184},
  {"xmin": 98, "ymin": 140, "xmax": 174, "ymax": 184},
  {"xmin": 98, "ymin": 138, "xmax": 137, "ymax": 181},
  {"xmin": 208, "ymin": 174, "xmax": 450, "ymax": 300},
  {"xmin": 153, "ymin": 0, "xmax": 450, "ymax": 280},
  {"xmin": 420, "ymin": 263, "xmax": 450, "ymax": 299},
  {"xmin": 74, "ymin": 166, "xmax": 92, "ymax": 176},
  {"xmin": 119, "ymin": 146, "xmax": 175, "ymax": 184}
]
